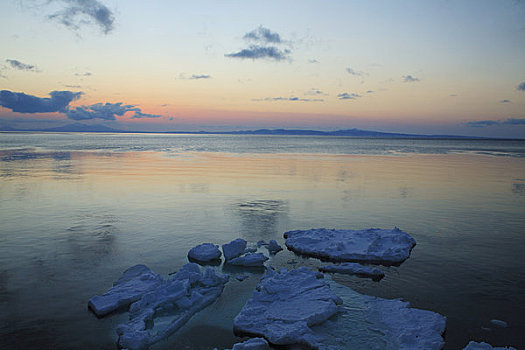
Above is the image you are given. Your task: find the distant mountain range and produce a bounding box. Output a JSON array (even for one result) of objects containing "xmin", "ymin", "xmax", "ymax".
[{"xmin": 0, "ymin": 123, "xmax": 485, "ymax": 139}]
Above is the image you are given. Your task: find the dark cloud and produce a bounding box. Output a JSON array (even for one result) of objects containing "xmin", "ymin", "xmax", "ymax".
[
  {"xmin": 466, "ymin": 118, "xmax": 525, "ymax": 127},
  {"xmin": 66, "ymin": 102, "xmax": 138, "ymax": 120},
  {"xmin": 0, "ymin": 90, "xmax": 82, "ymax": 113},
  {"xmin": 403, "ymin": 75, "xmax": 420, "ymax": 83},
  {"xmin": 48, "ymin": 0, "xmax": 115, "ymax": 34},
  {"xmin": 189, "ymin": 74, "xmax": 211, "ymax": 80},
  {"xmin": 337, "ymin": 92, "xmax": 361, "ymax": 100},
  {"xmin": 517, "ymin": 82, "xmax": 525, "ymax": 91},
  {"xmin": 225, "ymin": 45, "xmax": 290, "ymax": 61},
  {"xmin": 5, "ymin": 59, "xmax": 38, "ymax": 72},
  {"xmin": 253, "ymin": 96, "xmax": 323, "ymax": 102},
  {"xmin": 243, "ymin": 26, "xmax": 282, "ymax": 44},
  {"xmin": 130, "ymin": 111, "xmax": 163, "ymax": 119},
  {"xmin": 346, "ymin": 67, "xmax": 367, "ymax": 77},
  {"xmin": 500, "ymin": 99, "xmax": 511, "ymax": 103}
]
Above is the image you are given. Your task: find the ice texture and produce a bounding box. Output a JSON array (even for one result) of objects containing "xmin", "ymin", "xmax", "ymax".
[
  {"xmin": 233, "ymin": 267, "xmax": 343, "ymax": 347},
  {"xmin": 88, "ymin": 264, "xmax": 163, "ymax": 317},
  {"xmin": 222, "ymin": 239, "xmax": 247, "ymax": 261},
  {"xmin": 284, "ymin": 227, "xmax": 416, "ymax": 265},
  {"xmin": 463, "ymin": 341, "xmax": 517, "ymax": 350},
  {"xmin": 234, "ymin": 267, "xmax": 446, "ymax": 349},
  {"xmin": 187, "ymin": 243, "xmax": 222, "ymax": 262},
  {"xmin": 266, "ymin": 240, "xmax": 283, "ymax": 254},
  {"xmin": 319, "ymin": 262, "xmax": 385, "ymax": 279},
  {"xmin": 229, "ymin": 253, "xmax": 268, "ymax": 267},
  {"xmin": 90, "ymin": 263, "xmax": 229, "ymax": 350},
  {"xmin": 227, "ymin": 337, "xmax": 270, "ymax": 350}
]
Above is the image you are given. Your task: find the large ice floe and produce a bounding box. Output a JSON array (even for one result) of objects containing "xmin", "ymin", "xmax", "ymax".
[
  {"xmin": 463, "ymin": 341, "xmax": 517, "ymax": 350},
  {"xmin": 89, "ymin": 263, "xmax": 229, "ymax": 350},
  {"xmin": 187, "ymin": 243, "xmax": 222, "ymax": 263},
  {"xmin": 234, "ymin": 267, "xmax": 446, "ymax": 349},
  {"xmin": 319, "ymin": 262, "xmax": 385, "ymax": 280},
  {"xmin": 284, "ymin": 227, "xmax": 416, "ymax": 265}
]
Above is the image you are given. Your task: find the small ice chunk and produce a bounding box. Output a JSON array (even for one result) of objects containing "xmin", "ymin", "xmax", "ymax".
[
  {"xmin": 490, "ymin": 319, "xmax": 508, "ymax": 328},
  {"xmin": 463, "ymin": 341, "xmax": 517, "ymax": 350},
  {"xmin": 229, "ymin": 253, "xmax": 268, "ymax": 267},
  {"xmin": 319, "ymin": 262, "xmax": 384, "ymax": 279},
  {"xmin": 284, "ymin": 227, "xmax": 416, "ymax": 265},
  {"xmin": 236, "ymin": 275, "xmax": 248, "ymax": 281},
  {"xmin": 222, "ymin": 239, "xmax": 247, "ymax": 261},
  {"xmin": 188, "ymin": 243, "xmax": 222, "ymax": 262},
  {"xmin": 233, "ymin": 267, "xmax": 342, "ymax": 347},
  {"xmin": 88, "ymin": 264, "xmax": 163, "ymax": 317},
  {"xmin": 244, "ymin": 246, "xmax": 258, "ymax": 254},
  {"xmin": 266, "ymin": 240, "xmax": 283, "ymax": 254},
  {"xmin": 228, "ymin": 337, "xmax": 270, "ymax": 350}
]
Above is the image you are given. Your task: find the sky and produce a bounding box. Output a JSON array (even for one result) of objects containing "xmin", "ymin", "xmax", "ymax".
[{"xmin": 0, "ymin": 0, "xmax": 524, "ymax": 137}]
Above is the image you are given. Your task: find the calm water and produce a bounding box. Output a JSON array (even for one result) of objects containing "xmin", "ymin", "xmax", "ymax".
[{"xmin": 1, "ymin": 132, "xmax": 524, "ymax": 349}]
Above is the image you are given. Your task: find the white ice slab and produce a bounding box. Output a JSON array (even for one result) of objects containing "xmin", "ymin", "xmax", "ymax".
[
  {"xmin": 319, "ymin": 262, "xmax": 384, "ymax": 279},
  {"xmin": 187, "ymin": 243, "xmax": 222, "ymax": 262},
  {"xmin": 284, "ymin": 227, "xmax": 416, "ymax": 265},
  {"xmin": 229, "ymin": 253, "xmax": 268, "ymax": 267},
  {"xmin": 88, "ymin": 264, "xmax": 163, "ymax": 317},
  {"xmin": 463, "ymin": 341, "xmax": 517, "ymax": 350}
]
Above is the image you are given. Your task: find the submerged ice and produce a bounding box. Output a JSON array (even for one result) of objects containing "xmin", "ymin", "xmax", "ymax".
[{"xmin": 284, "ymin": 227, "xmax": 416, "ymax": 265}]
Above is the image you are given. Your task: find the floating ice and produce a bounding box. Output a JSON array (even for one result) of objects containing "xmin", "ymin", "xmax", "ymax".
[
  {"xmin": 284, "ymin": 227, "xmax": 416, "ymax": 265},
  {"xmin": 490, "ymin": 319, "xmax": 508, "ymax": 328},
  {"xmin": 319, "ymin": 262, "xmax": 385, "ymax": 279},
  {"xmin": 266, "ymin": 240, "xmax": 283, "ymax": 254},
  {"xmin": 88, "ymin": 264, "xmax": 163, "ymax": 317},
  {"xmin": 463, "ymin": 341, "xmax": 516, "ymax": 350},
  {"xmin": 226, "ymin": 337, "xmax": 270, "ymax": 350},
  {"xmin": 234, "ymin": 267, "xmax": 446, "ymax": 349},
  {"xmin": 187, "ymin": 243, "xmax": 222, "ymax": 262},
  {"xmin": 229, "ymin": 253, "xmax": 268, "ymax": 267},
  {"xmin": 222, "ymin": 239, "xmax": 247, "ymax": 261}
]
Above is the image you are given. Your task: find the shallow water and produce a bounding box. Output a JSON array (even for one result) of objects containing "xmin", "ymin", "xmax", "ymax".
[{"xmin": 0, "ymin": 133, "xmax": 524, "ymax": 349}]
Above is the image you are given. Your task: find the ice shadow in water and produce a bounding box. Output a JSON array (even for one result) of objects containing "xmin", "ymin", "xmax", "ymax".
[{"xmin": 233, "ymin": 200, "xmax": 289, "ymax": 241}]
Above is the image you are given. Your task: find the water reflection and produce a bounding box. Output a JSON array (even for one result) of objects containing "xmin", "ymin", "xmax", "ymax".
[
  {"xmin": 234, "ymin": 200, "xmax": 288, "ymax": 241},
  {"xmin": 512, "ymin": 183, "xmax": 524, "ymax": 195}
]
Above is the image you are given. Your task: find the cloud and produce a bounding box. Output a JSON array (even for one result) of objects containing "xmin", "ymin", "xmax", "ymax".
[
  {"xmin": 517, "ymin": 82, "xmax": 525, "ymax": 91},
  {"xmin": 304, "ymin": 88, "xmax": 327, "ymax": 96},
  {"xmin": 253, "ymin": 96, "xmax": 324, "ymax": 102},
  {"xmin": 0, "ymin": 89, "xmax": 82, "ymax": 113},
  {"xmin": 308, "ymin": 59, "xmax": 319, "ymax": 64},
  {"xmin": 225, "ymin": 45, "xmax": 290, "ymax": 61},
  {"xmin": 346, "ymin": 67, "xmax": 367, "ymax": 77},
  {"xmin": 403, "ymin": 75, "xmax": 420, "ymax": 83},
  {"xmin": 500, "ymin": 99, "xmax": 511, "ymax": 103},
  {"xmin": 5, "ymin": 59, "xmax": 38, "ymax": 72},
  {"xmin": 130, "ymin": 111, "xmax": 163, "ymax": 119},
  {"xmin": 66, "ymin": 102, "xmax": 138, "ymax": 120},
  {"xmin": 337, "ymin": 92, "xmax": 361, "ymax": 100},
  {"xmin": 48, "ymin": 0, "xmax": 115, "ymax": 34},
  {"xmin": 189, "ymin": 74, "xmax": 211, "ymax": 80},
  {"xmin": 226, "ymin": 26, "xmax": 291, "ymax": 62},
  {"xmin": 243, "ymin": 26, "xmax": 282, "ymax": 44},
  {"xmin": 466, "ymin": 118, "xmax": 525, "ymax": 127},
  {"xmin": 75, "ymin": 72, "xmax": 92, "ymax": 77},
  {"xmin": 366, "ymin": 90, "xmax": 374, "ymax": 94}
]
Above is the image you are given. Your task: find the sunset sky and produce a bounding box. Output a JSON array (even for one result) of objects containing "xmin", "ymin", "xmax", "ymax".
[{"xmin": 1, "ymin": 0, "xmax": 524, "ymax": 137}]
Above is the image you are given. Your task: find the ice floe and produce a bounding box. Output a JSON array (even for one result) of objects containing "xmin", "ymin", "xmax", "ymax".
[
  {"xmin": 187, "ymin": 243, "xmax": 222, "ymax": 263},
  {"xmin": 490, "ymin": 319, "xmax": 508, "ymax": 328},
  {"xmin": 319, "ymin": 262, "xmax": 385, "ymax": 280},
  {"xmin": 284, "ymin": 227, "xmax": 416, "ymax": 265},
  {"xmin": 222, "ymin": 239, "xmax": 247, "ymax": 261},
  {"xmin": 90, "ymin": 263, "xmax": 229, "ymax": 350},
  {"xmin": 234, "ymin": 267, "xmax": 446, "ymax": 349},
  {"xmin": 226, "ymin": 337, "xmax": 270, "ymax": 350},
  {"xmin": 463, "ymin": 341, "xmax": 516, "ymax": 350},
  {"xmin": 88, "ymin": 264, "xmax": 163, "ymax": 317},
  {"xmin": 266, "ymin": 239, "xmax": 283, "ymax": 254},
  {"xmin": 229, "ymin": 252, "xmax": 268, "ymax": 267}
]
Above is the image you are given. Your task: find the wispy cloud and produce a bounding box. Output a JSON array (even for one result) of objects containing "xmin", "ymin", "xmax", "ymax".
[
  {"xmin": 337, "ymin": 92, "xmax": 361, "ymax": 100},
  {"xmin": 47, "ymin": 0, "xmax": 115, "ymax": 34},
  {"xmin": 75, "ymin": 72, "xmax": 92, "ymax": 77},
  {"xmin": 308, "ymin": 59, "xmax": 319, "ymax": 64},
  {"xmin": 226, "ymin": 26, "xmax": 291, "ymax": 61},
  {"xmin": 130, "ymin": 111, "xmax": 163, "ymax": 119},
  {"xmin": 403, "ymin": 75, "xmax": 420, "ymax": 83},
  {"xmin": 5, "ymin": 59, "xmax": 39, "ymax": 72},
  {"xmin": 346, "ymin": 67, "xmax": 367, "ymax": 77},
  {"xmin": 66, "ymin": 102, "xmax": 138, "ymax": 120},
  {"xmin": 243, "ymin": 26, "xmax": 282, "ymax": 44},
  {"xmin": 304, "ymin": 88, "xmax": 327, "ymax": 96},
  {"xmin": 189, "ymin": 74, "xmax": 211, "ymax": 80},
  {"xmin": 466, "ymin": 118, "xmax": 525, "ymax": 127},
  {"xmin": 0, "ymin": 89, "xmax": 82, "ymax": 113},
  {"xmin": 500, "ymin": 99, "xmax": 511, "ymax": 103},
  {"xmin": 517, "ymin": 82, "xmax": 525, "ymax": 91},
  {"xmin": 252, "ymin": 96, "xmax": 324, "ymax": 102}
]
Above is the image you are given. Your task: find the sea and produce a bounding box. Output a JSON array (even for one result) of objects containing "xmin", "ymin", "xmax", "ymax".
[{"xmin": 1, "ymin": 132, "xmax": 524, "ymax": 349}]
